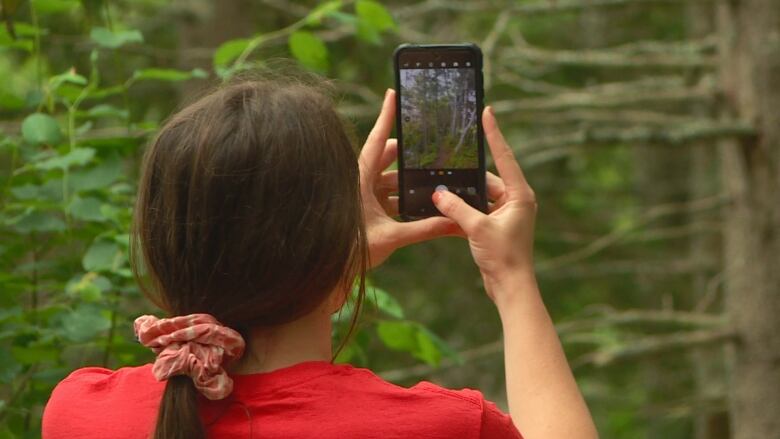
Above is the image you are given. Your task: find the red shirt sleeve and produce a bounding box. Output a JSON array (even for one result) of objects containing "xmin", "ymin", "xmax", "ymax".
[{"xmin": 480, "ymin": 398, "xmax": 523, "ymax": 439}]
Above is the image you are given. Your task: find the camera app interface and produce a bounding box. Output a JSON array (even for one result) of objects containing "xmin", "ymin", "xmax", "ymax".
[
  {"xmin": 398, "ymin": 50, "xmax": 483, "ymax": 218},
  {"xmin": 400, "ymin": 67, "xmax": 478, "ymax": 169}
]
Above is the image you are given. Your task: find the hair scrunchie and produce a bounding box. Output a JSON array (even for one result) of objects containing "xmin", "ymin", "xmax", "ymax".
[{"xmin": 134, "ymin": 314, "xmax": 246, "ymax": 400}]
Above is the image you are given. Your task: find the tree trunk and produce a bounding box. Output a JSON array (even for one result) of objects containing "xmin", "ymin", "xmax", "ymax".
[
  {"xmin": 686, "ymin": 4, "xmax": 731, "ymax": 439},
  {"xmin": 717, "ymin": 0, "xmax": 780, "ymax": 437}
]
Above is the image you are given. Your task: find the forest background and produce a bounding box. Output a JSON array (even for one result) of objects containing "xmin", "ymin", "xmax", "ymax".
[{"xmin": 0, "ymin": 1, "xmax": 777, "ymax": 438}]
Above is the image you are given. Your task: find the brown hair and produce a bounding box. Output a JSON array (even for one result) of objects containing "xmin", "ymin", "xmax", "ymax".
[{"xmin": 130, "ymin": 75, "xmax": 368, "ymax": 439}]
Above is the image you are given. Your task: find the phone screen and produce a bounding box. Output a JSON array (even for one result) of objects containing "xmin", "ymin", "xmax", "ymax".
[{"xmin": 395, "ymin": 46, "xmax": 486, "ymax": 219}]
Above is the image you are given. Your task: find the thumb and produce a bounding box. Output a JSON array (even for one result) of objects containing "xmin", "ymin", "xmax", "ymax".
[{"xmin": 432, "ymin": 189, "xmax": 482, "ymax": 234}]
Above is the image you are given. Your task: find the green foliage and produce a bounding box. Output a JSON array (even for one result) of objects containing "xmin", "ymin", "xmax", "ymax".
[
  {"xmin": 89, "ymin": 27, "xmax": 143, "ymax": 49},
  {"xmin": 21, "ymin": 113, "xmax": 62, "ymax": 146},
  {"xmin": 355, "ymin": 0, "xmax": 397, "ymax": 44},
  {"xmin": 376, "ymin": 320, "xmax": 458, "ymax": 367},
  {"xmin": 0, "ymin": 2, "xmax": 438, "ymax": 436},
  {"xmin": 130, "ymin": 68, "xmax": 208, "ymax": 84},
  {"xmin": 289, "ymin": 31, "xmax": 329, "ymax": 72}
]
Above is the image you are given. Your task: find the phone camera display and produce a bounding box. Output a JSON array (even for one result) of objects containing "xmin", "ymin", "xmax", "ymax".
[
  {"xmin": 396, "ymin": 46, "xmax": 485, "ymax": 219},
  {"xmin": 400, "ymin": 66, "xmax": 477, "ymax": 169}
]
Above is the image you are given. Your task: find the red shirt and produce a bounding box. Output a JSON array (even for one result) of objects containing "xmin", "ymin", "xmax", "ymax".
[{"xmin": 43, "ymin": 361, "xmax": 522, "ymax": 438}]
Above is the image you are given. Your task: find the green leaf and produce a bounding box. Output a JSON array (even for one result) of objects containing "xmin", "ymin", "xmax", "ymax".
[
  {"xmin": 34, "ymin": 0, "xmax": 80, "ymax": 14},
  {"xmin": 214, "ymin": 38, "xmax": 250, "ymax": 67},
  {"xmin": 21, "ymin": 113, "xmax": 63, "ymax": 146},
  {"xmin": 0, "ymin": 347, "xmax": 22, "ymax": 384},
  {"xmin": 131, "ymin": 68, "xmax": 208, "ymax": 83},
  {"xmin": 69, "ymin": 155, "xmax": 123, "ymax": 191},
  {"xmin": 355, "ymin": 0, "xmax": 396, "ymax": 44},
  {"xmin": 356, "ymin": 0, "xmax": 397, "ymax": 32},
  {"xmin": 11, "ymin": 345, "xmax": 59, "ymax": 364},
  {"xmin": 288, "ymin": 31, "xmax": 329, "ymax": 72},
  {"xmin": 82, "ymin": 104, "xmax": 129, "ymax": 120},
  {"xmin": 306, "ymin": 1, "xmax": 343, "ymax": 25},
  {"xmin": 376, "ymin": 320, "xmax": 417, "ymax": 352},
  {"xmin": 0, "ymin": 91, "xmax": 25, "ymax": 110},
  {"xmin": 82, "ymin": 238, "xmax": 121, "ymax": 272},
  {"xmin": 328, "ymin": 11, "xmax": 359, "ymax": 26},
  {"xmin": 10, "ymin": 184, "xmax": 43, "ymax": 200},
  {"xmin": 415, "ymin": 329, "xmax": 441, "ymax": 366},
  {"xmin": 6, "ymin": 210, "xmax": 66, "ymax": 233},
  {"xmin": 68, "ymin": 195, "xmax": 104, "ymax": 222},
  {"xmin": 66, "ymin": 273, "xmax": 110, "ymax": 302},
  {"xmin": 368, "ymin": 287, "xmax": 404, "ymax": 318},
  {"xmin": 61, "ymin": 304, "xmax": 112, "ymax": 342},
  {"xmin": 376, "ymin": 320, "xmax": 454, "ymax": 367},
  {"xmin": 34, "ymin": 147, "xmax": 95, "ymax": 171},
  {"xmin": 90, "ymin": 27, "xmax": 143, "ymax": 49},
  {"xmin": 49, "ymin": 69, "xmax": 88, "ymax": 92}
]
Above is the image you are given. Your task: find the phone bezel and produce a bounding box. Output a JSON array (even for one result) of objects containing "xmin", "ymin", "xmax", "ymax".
[{"xmin": 393, "ymin": 43, "xmax": 487, "ymax": 221}]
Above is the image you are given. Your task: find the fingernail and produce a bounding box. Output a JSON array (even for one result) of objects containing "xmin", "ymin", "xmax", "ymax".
[
  {"xmin": 385, "ymin": 88, "xmax": 392, "ymax": 98},
  {"xmin": 487, "ymin": 106, "xmax": 494, "ymax": 116}
]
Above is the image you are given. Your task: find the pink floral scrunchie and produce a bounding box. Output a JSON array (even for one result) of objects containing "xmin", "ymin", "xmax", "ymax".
[{"xmin": 134, "ymin": 314, "xmax": 245, "ymax": 400}]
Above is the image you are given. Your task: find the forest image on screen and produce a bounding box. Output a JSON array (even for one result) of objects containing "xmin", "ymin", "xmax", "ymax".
[{"xmin": 400, "ymin": 68, "xmax": 478, "ymax": 169}]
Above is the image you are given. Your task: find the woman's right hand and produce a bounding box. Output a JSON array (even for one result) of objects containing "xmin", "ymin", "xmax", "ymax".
[{"xmin": 431, "ymin": 106, "xmax": 537, "ymax": 304}]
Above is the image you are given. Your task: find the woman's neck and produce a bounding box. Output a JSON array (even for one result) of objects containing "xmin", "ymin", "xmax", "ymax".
[{"xmin": 227, "ymin": 302, "xmax": 334, "ymax": 375}]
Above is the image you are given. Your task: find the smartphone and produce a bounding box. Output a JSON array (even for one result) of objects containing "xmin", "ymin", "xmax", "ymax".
[{"xmin": 394, "ymin": 43, "xmax": 487, "ymax": 220}]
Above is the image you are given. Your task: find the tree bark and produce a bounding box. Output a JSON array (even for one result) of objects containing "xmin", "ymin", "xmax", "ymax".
[{"xmin": 717, "ymin": 0, "xmax": 780, "ymax": 437}]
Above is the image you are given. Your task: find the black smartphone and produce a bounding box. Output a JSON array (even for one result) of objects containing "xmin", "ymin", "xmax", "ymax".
[{"xmin": 393, "ymin": 43, "xmax": 487, "ymax": 220}]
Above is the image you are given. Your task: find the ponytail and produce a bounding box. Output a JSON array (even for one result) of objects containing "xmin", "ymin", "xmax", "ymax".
[{"xmin": 153, "ymin": 376, "xmax": 206, "ymax": 439}]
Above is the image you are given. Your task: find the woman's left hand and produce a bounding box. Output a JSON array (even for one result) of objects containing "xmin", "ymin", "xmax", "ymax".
[{"xmin": 359, "ymin": 89, "xmax": 459, "ymax": 269}]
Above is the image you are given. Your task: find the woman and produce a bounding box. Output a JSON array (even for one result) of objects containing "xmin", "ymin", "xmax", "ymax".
[{"xmin": 42, "ymin": 77, "xmax": 598, "ymax": 438}]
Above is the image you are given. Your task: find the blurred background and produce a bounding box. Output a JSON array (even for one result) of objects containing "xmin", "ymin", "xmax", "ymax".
[{"xmin": 0, "ymin": 0, "xmax": 778, "ymax": 438}]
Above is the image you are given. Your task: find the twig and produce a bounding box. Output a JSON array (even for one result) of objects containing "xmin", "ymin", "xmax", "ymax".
[
  {"xmin": 556, "ymin": 309, "xmax": 726, "ymax": 334},
  {"xmin": 572, "ymin": 327, "xmax": 735, "ymax": 369},
  {"xmin": 503, "ymin": 39, "xmax": 718, "ymax": 69},
  {"xmin": 505, "ymin": 107, "xmax": 704, "ymax": 126},
  {"xmin": 492, "ymin": 86, "xmax": 713, "ymax": 112},
  {"xmin": 379, "ymin": 341, "xmax": 503, "ymax": 382},
  {"xmin": 695, "ymin": 271, "xmax": 725, "ymax": 312},
  {"xmin": 537, "ymin": 257, "xmax": 718, "ymax": 278},
  {"xmin": 378, "ymin": 308, "xmax": 728, "ymax": 381},
  {"xmin": 516, "ymin": 121, "xmax": 754, "ymax": 151},
  {"xmin": 482, "ymin": 11, "xmax": 512, "ymax": 91},
  {"xmin": 536, "ymin": 194, "xmax": 728, "ymax": 271},
  {"xmin": 396, "ymin": 0, "xmax": 717, "ymax": 18}
]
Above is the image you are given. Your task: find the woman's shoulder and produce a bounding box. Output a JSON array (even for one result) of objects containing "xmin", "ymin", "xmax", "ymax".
[
  {"xmin": 42, "ymin": 364, "xmax": 163, "ymax": 439},
  {"xmin": 328, "ymin": 364, "xmax": 523, "ymax": 438}
]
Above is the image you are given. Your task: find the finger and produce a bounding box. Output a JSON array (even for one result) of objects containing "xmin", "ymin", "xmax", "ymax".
[
  {"xmin": 382, "ymin": 196, "xmax": 399, "ymax": 217},
  {"xmin": 486, "ymin": 171, "xmax": 506, "ymax": 203},
  {"xmin": 359, "ymin": 89, "xmax": 396, "ymax": 173},
  {"xmin": 393, "ymin": 216, "xmax": 460, "ymax": 247},
  {"xmin": 483, "ymin": 106, "xmax": 528, "ymax": 195},
  {"xmin": 379, "ymin": 139, "xmax": 398, "ymax": 171},
  {"xmin": 431, "ymin": 189, "xmax": 483, "ymax": 234},
  {"xmin": 377, "ymin": 170, "xmax": 398, "ymax": 193}
]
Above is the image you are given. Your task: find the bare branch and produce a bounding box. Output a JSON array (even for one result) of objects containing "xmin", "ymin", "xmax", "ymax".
[
  {"xmin": 506, "ymin": 108, "xmax": 703, "ymax": 126},
  {"xmin": 378, "ymin": 308, "xmax": 728, "ymax": 381},
  {"xmin": 482, "ymin": 11, "xmax": 512, "ymax": 91},
  {"xmin": 556, "ymin": 308, "xmax": 726, "ymax": 333},
  {"xmin": 379, "ymin": 340, "xmax": 503, "ymax": 382},
  {"xmin": 515, "ymin": 121, "xmax": 755, "ymax": 152},
  {"xmin": 572, "ymin": 328, "xmax": 735, "ymax": 369},
  {"xmin": 536, "ymin": 194, "xmax": 729, "ymax": 271},
  {"xmin": 503, "ymin": 40, "xmax": 717, "ymax": 69},
  {"xmin": 492, "ymin": 84, "xmax": 714, "ymax": 113},
  {"xmin": 396, "ymin": 0, "xmax": 717, "ymax": 18},
  {"xmin": 538, "ymin": 258, "xmax": 719, "ymax": 278}
]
